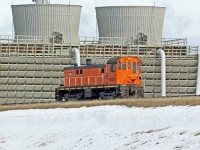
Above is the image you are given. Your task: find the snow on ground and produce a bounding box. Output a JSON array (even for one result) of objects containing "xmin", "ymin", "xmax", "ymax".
[{"xmin": 1, "ymin": 106, "xmax": 200, "ymax": 150}]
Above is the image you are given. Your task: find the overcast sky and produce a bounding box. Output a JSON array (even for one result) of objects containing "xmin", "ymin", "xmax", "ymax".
[{"xmin": 0, "ymin": 0, "xmax": 199, "ymax": 46}]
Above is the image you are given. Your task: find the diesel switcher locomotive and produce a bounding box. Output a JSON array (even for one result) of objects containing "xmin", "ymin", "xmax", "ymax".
[{"xmin": 55, "ymin": 56, "xmax": 144, "ymax": 101}]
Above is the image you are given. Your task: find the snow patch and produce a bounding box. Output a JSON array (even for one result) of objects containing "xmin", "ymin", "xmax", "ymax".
[{"xmin": 1, "ymin": 106, "xmax": 200, "ymax": 149}]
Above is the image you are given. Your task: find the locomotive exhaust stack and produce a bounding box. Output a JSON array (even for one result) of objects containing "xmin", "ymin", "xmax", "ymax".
[{"xmin": 86, "ymin": 59, "xmax": 92, "ymax": 66}]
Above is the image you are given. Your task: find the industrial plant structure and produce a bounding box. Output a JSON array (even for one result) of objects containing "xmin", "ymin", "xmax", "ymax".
[
  {"xmin": 12, "ymin": 0, "xmax": 81, "ymax": 44},
  {"xmin": 96, "ymin": 6, "xmax": 165, "ymax": 45},
  {"xmin": 0, "ymin": 0, "xmax": 199, "ymax": 104}
]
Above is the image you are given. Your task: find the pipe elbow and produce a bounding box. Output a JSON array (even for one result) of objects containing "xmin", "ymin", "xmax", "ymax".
[
  {"xmin": 157, "ymin": 49, "xmax": 165, "ymax": 58},
  {"xmin": 72, "ymin": 47, "xmax": 80, "ymax": 66},
  {"xmin": 157, "ymin": 48, "xmax": 166, "ymax": 97}
]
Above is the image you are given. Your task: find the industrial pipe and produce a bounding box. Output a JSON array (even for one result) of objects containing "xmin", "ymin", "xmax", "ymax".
[
  {"xmin": 196, "ymin": 54, "xmax": 200, "ymax": 95},
  {"xmin": 34, "ymin": 0, "xmax": 49, "ymax": 4},
  {"xmin": 157, "ymin": 49, "xmax": 166, "ymax": 97},
  {"xmin": 72, "ymin": 47, "xmax": 80, "ymax": 66}
]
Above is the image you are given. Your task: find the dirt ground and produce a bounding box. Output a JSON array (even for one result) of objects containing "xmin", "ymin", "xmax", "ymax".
[{"xmin": 0, "ymin": 96, "xmax": 200, "ymax": 112}]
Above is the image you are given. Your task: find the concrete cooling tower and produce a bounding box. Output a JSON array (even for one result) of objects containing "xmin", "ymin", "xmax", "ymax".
[
  {"xmin": 96, "ymin": 6, "xmax": 166, "ymax": 45},
  {"xmin": 12, "ymin": 2, "xmax": 81, "ymax": 44}
]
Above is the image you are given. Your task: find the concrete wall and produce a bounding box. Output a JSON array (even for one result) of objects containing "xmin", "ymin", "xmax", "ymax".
[
  {"xmin": 0, "ymin": 57, "xmax": 71, "ymax": 104},
  {"xmin": 141, "ymin": 58, "xmax": 198, "ymax": 97},
  {"xmin": 0, "ymin": 56, "xmax": 198, "ymax": 104}
]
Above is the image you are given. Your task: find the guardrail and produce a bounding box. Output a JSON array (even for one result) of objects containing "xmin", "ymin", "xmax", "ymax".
[
  {"xmin": 80, "ymin": 37, "xmax": 188, "ymax": 47},
  {"xmin": 0, "ymin": 35, "xmax": 51, "ymax": 44},
  {"xmin": 0, "ymin": 35, "xmax": 79, "ymax": 45},
  {"xmin": 0, "ymin": 35, "xmax": 198, "ymax": 58},
  {"xmin": 162, "ymin": 38, "xmax": 187, "ymax": 46},
  {"xmin": 0, "ymin": 35, "xmax": 188, "ymax": 46}
]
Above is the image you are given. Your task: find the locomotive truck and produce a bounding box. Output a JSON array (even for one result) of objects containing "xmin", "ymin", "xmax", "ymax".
[{"xmin": 55, "ymin": 56, "xmax": 144, "ymax": 101}]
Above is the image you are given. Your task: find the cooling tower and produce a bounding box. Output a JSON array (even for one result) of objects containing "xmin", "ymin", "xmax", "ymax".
[
  {"xmin": 12, "ymin": 4, "xmax": 82, "ymax": 44},
  {"xmin": 96, "ymin": 6, "xmax": 166, "ymax": 45}
]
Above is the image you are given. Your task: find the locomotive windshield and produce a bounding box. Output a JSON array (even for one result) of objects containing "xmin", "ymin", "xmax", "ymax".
[
  {"xmin": 122, "ymin": 62, "xmax": 126, "ymax": 70},
  {"xmin": 118, "ymin": 62, "xmax": 121, "ymax": 70},
  {"xmin": 132, "ymin": 62, "xmax": 136, "ymax": 73},
  {"xmin": 128, "ymin": 62, "xmax": 131, "ymax": 69}
]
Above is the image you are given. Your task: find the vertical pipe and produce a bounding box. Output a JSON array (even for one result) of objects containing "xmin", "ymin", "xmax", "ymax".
[
  {"xmin": 35, "ymin": 0, "xmax": 48, "ymax": 4},
  {"xmin": 35, "ymin": 0, "xmax": 42, "ymax": 4},
  {"xmin": 196, "ymin": 54, "xmax": 200, "ymax": 95},
  {"xmin": 157, "ymin": 49, "xmax": 166, "ymax": 97}
]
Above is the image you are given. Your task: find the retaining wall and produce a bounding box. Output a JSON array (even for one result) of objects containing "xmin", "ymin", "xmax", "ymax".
[
  {"xmin": 0, "ymin": 56, "xmax": 198, "ymax": 104},
  {"xmin": 141, "ymin": 57, "xmax": 198, "ymax": 97},
  {"xmin": 0, "ymin": 57, "xmax": 70, "ymax": 104}
]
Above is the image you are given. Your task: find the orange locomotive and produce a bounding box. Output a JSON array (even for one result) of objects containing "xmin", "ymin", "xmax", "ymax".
[{"xmin": 55, "ymin": 56, "xmax": 144, "ymax": 101}]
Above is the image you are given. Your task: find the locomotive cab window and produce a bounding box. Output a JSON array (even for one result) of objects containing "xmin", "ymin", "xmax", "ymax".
[
  {"xmin": 128, "ymin": 62, "xmax": 131, "ymax": 69},
  {"xmin": 80, "ymin": 70, "xmax": 83, "ymax": 74},
  {"xmin": 110, "ymin": 64, "xmax": 115, "ymax": 72},
  {"xmin": 118, "ymin": 62, "xmax": 121, "ymax": 70},
  {"xmin": 122, "ymin": 62, "xmax": 126, "ymax": 70},
  {"xmin": 132, "ymin": 62, "xmax": 136, "ymax": 73},
  {"xmin": 76, "ymin": 70, "xmax": 79, "ymax": 75},
  {"xmin": 138, "ymin": 62, "xmax": 141, "ymax": 73},
  {"xmin": 101, "ymin": 68, "xmax": 104, "ymax": 73}
]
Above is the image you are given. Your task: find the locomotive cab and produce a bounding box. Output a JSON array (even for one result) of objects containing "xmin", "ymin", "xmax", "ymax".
[{"xmin": 107, "ymin": 56, "xmax": 142, "ymax": 85}]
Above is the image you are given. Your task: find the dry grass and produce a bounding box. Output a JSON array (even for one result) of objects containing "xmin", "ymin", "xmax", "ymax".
[{"xmin": 0, "ymin": 96, "xmax": 200, "ymax": 112}]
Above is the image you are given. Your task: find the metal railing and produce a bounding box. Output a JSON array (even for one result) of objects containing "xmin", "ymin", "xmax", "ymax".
[
  {"xmin": 79, "ymin": 44, "xmax": 198, "ymax": 59},
  {"xmin": 0, "ymin": 44, "xmax": 71, "ymax": 57},
  {"xmin": 0, "ymin": 35, "xmax": 189, "ymax": 46},
  {"xmin": 0, "ymin": 35, "xmax": 198, "ymax": 58},
  {"xmin": 80, "ymin": 36, "xmax": 132, "ymax": 45},
  {"xmin": 80, "ymin": 37, "xmax": 188, "ymax": 47},
  {"xmin": 0, "ymin": 35, "xmax": 50, "ymax": 44},
  {"xmin": 0, "ymin": 35, "xmax": 80, "ymax": 45},
  {"xmin": 162, "ymin": 38, "xmax": 187, "ymax": 46}
]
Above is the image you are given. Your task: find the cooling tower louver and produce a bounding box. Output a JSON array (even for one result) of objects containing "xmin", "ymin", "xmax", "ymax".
[{"xmin": 96, "ymin": 6, "xmax": 166, "ymax": 45}]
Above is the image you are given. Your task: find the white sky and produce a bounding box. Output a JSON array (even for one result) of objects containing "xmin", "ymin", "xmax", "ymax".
[{"xmin": 0, "ymin": 0, "xmax": 199, "ymax": 46}]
